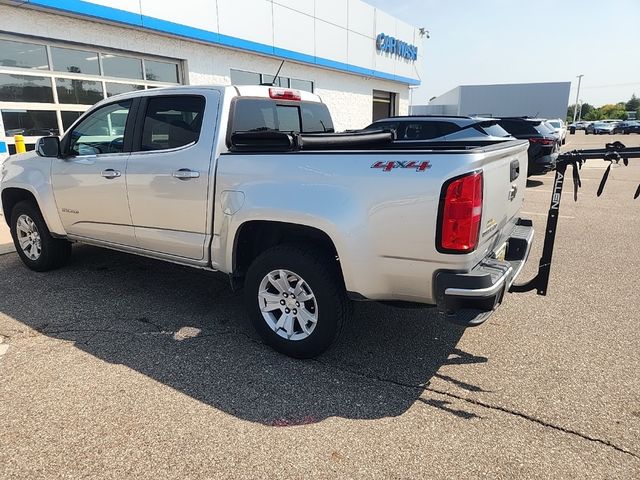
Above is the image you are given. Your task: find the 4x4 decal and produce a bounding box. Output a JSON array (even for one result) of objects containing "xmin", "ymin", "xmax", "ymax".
[{"xmin": 371, "ymin": 160, "xmax": 431, "ymax": 172}]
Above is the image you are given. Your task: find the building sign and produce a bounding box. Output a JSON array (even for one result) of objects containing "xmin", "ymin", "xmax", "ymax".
[{"xmin": 375, "ymin": 33, "xmax": 418, "ymax": 61}]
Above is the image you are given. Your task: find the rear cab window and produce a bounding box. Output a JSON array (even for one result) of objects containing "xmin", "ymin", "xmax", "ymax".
[{"xmin": 229, "ymin": 98, "xmax": 334, "ymax": 140}]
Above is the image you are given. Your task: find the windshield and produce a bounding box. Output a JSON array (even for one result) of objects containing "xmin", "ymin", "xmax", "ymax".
[
  {"xmin": 536, "ymin": 122, "xmax": 556, "ymax": 135},
  {"xmin": 547, "ymin": 120, "xmax": 561, "ymax": 128}
]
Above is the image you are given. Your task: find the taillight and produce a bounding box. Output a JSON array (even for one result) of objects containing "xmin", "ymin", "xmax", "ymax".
[
  {"xmin": 439, "ymin": 171, "xmax": 483, "ymax": 252},
  {"xmin": 269, "ymin": 87, "xmax": 301, "ymax": 101},
  {"xmin": 529, "ymin": 137, "xmax": 555, "ymax": 146}
]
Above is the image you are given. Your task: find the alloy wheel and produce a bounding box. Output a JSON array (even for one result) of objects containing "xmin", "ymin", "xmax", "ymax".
[{"xmin": 258, "ymin": 269, "xmax": 319, "ymax": 341}]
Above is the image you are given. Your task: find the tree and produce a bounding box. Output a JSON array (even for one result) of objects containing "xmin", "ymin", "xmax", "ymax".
[
  {"xmin": 584, "ymin": 109, "xmax": 602, "ymax": 121},
  {"xmin": 600, "ymin": 103, "xmax": 627, "ymax": 120},
  {"xmin": 626, "ymin": 94, "xmax": 640, "ymax": 112},
  {"xmin": 567, "ymin": 102, "xmax": 594, "ymax": 122}
]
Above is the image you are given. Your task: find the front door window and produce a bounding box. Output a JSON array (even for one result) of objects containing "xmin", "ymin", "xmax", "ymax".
[{"xmin": 67, "ymin": 100, "xmax": 131, "ymax": 156}]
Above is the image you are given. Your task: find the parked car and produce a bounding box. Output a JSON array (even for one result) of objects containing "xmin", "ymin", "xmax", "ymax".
[
  {"xmin": 585, "ymin": 122, "xmax": 616, "ymax": 135},
  {"xmin": 1, "ymin": 85, "xmax": 533, "ymax": 358},
  {"xmin": 613, "ymin": 121, "xmax": 640, "ymax": 134},
  {"xmin": 568, "ymin": 121, "xmax": 589, "ymax": 130},
  {"xmin": 362, "ymin": 115, "xmax": 513, "ymax": 144},
  {"xmin": 495, "ymin": 117, "xmax": 559, "ymax": 175},
  {"xmin": 546, "ymin": 119, "xmax": 567, "ymax": 145}
]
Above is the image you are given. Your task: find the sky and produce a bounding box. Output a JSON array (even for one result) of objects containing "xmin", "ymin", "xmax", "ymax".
[{"xmin": 364, "ymin": 0, "xmax": 640, "ymax": 108}]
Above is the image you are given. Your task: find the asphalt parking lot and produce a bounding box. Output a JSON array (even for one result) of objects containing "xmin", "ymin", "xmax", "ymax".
[{"xmin": 1, "ymin": 131, "xmax": 639, "ymax": 479}]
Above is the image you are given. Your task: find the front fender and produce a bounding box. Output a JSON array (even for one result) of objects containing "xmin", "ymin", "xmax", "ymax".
[{"xmin": 0, "ymin": 152, "xmax": 66, "ymax": 235}]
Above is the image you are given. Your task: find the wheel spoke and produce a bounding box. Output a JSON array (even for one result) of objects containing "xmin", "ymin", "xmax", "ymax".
[
  {"xmin": 297, "ymin": 307, "xmax": 317, "ymax": 326},
  {"xmin": 296, "ymin": 316, "xmax": 312, "ymax": 335},
  {"xmin": 296, "ymin": 290, "xmax": 314, "ymax": 302},
  {"xmin": 276, "ymin": 312, "xmax": 290, "ymax": 331},
  {"xmin": 283, "ymin": 313, "xmax": 295, "ymax": 338},
  {"xmin": 18, "ymin": 237, "xmax": 31, "ymax": 249},
  {"xmin": 16, "ymin": 217, "xmax": 29, "ymax": 233},
  {"xmin": 277, "ymin": 269, "xmax": 292, "ymax": 293},
  {"xmin": 259, "ymin": 291, "xmax": 282, "ymax": 312},
  {"xmin": 267, "ymin": 273, "xmax": 285, "ymax": 294}
]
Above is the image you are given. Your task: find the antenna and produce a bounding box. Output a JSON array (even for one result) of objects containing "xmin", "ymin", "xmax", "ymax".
[{"xmin": 260, "ymin": 60, "xmax": 286, "ymax": 86}]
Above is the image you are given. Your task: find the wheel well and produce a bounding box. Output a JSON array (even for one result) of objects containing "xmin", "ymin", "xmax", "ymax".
[
  {"xmin": 1, "ymin": 188, "xmax": 38, "ymax": 224},
  {"xmin": 233, "ymin": 221, "xmax": 340, "ymax": 278}
]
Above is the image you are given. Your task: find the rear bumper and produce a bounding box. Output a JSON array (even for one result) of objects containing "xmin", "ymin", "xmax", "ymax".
[
  {"xmin": 433, "ymin": 219, "xmax": 534, "ymax": 326},
  {"xmin": 529, "ymin": 152, "xmax": 558, "ymax": 175}
]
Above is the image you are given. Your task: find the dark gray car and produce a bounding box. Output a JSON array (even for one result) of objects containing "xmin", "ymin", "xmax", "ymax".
[{"xmin": 363, "ymin": 116, "xmax": 513, "ymax": 145}]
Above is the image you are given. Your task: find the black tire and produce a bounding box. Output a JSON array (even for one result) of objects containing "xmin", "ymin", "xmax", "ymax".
[
  {"xmin": 10, "ymin": 200, "xmax": 72, "ymax": 272},
  {"xmin": 244, "ymin": 244, "xmax": 351, "ymax": 358}
]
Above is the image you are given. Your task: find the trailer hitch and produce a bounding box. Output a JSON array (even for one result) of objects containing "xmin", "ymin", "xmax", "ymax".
[{"xmin": 510, "ymin": 141, "xmax": 640, "ymax": 296}]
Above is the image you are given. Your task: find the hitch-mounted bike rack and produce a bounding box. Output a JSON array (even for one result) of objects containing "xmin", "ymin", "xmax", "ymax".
[{"xmin": 510, "ymin": 141, "xmax": 640, "ymax": 296}]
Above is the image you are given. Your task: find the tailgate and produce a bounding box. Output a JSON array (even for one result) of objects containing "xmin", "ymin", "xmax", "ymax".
[{"xmin": 474, "ymin": 142, "xmax": 529, "ymax": 261}]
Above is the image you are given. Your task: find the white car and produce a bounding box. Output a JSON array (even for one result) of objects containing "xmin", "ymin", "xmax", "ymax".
[{"xmin": 546, "ymin": 119, "xmax": 567, "ymax": 145}]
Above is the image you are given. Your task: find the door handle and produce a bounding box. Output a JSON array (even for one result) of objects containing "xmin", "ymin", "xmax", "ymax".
[
  {"xmin": 101, "ymin": 169, "xmax": 121, "ymax": 179},
  {"xmin": 172, "ymin": 169, "xmax": 200, "ymax": 180}
]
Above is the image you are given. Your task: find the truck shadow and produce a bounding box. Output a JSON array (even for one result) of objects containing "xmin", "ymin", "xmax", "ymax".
[{"xmin": 0, "ymin": 246, "xmax": 488, "ymax": 426}]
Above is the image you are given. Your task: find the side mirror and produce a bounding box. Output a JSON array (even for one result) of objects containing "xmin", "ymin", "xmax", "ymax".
[{"xmin": 36, "ymin": 136, "xmax": 60, "ymax": 158}]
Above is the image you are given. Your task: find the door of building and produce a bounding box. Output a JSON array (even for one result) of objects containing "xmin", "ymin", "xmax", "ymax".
[{"xmin": 372, "ymin": 90, "xmax": 397, "ymax": 121}]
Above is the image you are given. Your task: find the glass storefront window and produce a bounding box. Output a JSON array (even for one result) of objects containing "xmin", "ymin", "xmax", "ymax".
[
  {"xmin": 56, "ymin": 78, "xmax": 104, "ymax": 105},
  {"xmin": 291, "ymin": 79, "xmax": 313, "ymax": 93},
  {"xmin": 144, "ymin": 60, "xmax": 179, "ymax": 83},
  {"xmin": 1, "ymin": 109, "xmax": 59, "ymax": 136},
  {"xmin": 105, "ymin": 82, "xmax": 144, "ymax": 97},
  {"xmin": 0, "ymin": 39, "xmax": 49, "ymax": 70},
  {"xmin": 230, "ymin": 69, "xmax": 261, "ymax": 86},
  {"xmin": 262, "ymin": 75, "xmax": 289, "ymax": 88},
  {"xmin": 0, "ymin": 74, "xmax": 54, "ymax": 102},
  {"xmin": 51, "ymin": 46, "xmax": 100, "ymax": 75},
  {"xmin": 101, "ymin": 54, "xmax": 143, "ymax": 79},
  {"xmin": 61, "ymin": 111, "xmax": 83, "ymax": 132},
  {"xmin": 0, "ymin": 36, "xmax": 181, "ymax": 144}
]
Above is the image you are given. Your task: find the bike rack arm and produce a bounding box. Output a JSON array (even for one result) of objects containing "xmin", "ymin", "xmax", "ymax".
[{"xmin": 510, "ymin": 142, "xmax": 640, "ymax": 296}]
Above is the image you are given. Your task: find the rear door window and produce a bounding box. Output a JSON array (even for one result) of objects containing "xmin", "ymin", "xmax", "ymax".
[{"xmin": 138, "ymin": 95, "xmax": 205, "ymax": 151}]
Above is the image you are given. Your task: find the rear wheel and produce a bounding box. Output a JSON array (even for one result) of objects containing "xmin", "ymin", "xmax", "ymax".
[
  {"xmin": 10, "ymin": 201, "xmax": 71, "ymax": 272},
  {"xmin": 244, "ymin": 244, "xmax": 350, "ymax": 358}
]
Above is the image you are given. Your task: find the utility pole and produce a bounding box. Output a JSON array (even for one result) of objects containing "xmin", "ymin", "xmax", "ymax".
[
  {"xmin": 578, "ymin": 100, "xmax": 583, "ymax": 121},
  {"xmin": 573, "ymin": 75, "xmax": 584, "ymax": 123}
]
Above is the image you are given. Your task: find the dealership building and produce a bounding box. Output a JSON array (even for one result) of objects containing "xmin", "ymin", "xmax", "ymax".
[
  {"xmin": 0, "ymin": 0, "xmax": 423, "ymax": 155},
  {"xmin": 411, "ymin": 82, "xmax": 571, "ymax": 120}
]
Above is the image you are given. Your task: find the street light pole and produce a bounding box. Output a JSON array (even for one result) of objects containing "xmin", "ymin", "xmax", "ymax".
[
  {"xmin": 573, "ymin": 74, "xmax": 584, "ymax": 123},
  {"xmin": 578, "ymin": 100, "xmax": 583, "ymax": 121}
]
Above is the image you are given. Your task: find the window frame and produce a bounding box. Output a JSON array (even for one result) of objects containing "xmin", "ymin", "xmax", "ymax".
[
  {"xmin": 61, "ymin": 97, "xmax": 139, "ymax": 158},
  {"xmin": 131, "ymin": 94, "xmax": 207, "ymax": 154}
]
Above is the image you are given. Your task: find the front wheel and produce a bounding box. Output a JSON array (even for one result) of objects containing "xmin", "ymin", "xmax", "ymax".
[
  {"xmin": 244, "ymin": 244, "xmax": 351, "ymax": 358},
  {"xmin": 10, "ymin": 200, "xmax": 72, "ymax": 272}
]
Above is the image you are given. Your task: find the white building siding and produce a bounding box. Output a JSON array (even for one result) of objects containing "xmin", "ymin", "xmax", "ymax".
[{"xmin": 0, "ymin": 4, "xmax": 410, "ymax": 131}]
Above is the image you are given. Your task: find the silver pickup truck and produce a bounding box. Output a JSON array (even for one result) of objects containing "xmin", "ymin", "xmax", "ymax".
[{"xmin": 1, "ymin": 85, "xmax": 533, "ymax": 358}]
